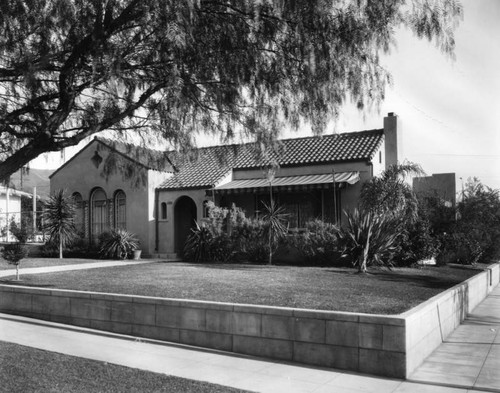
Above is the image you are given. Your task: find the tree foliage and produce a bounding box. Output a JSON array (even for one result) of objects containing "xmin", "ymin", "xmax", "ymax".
[
  {"xmin": 451, "ymin": 178, "xmax": 500, "ymax": 263},
  {"xmin": 360, "ymin": 162, "xmax": 424, "ymax": 223},
  {"xmin": 0, "ymin": 0, "xmax": 462, "ymax": 180}
]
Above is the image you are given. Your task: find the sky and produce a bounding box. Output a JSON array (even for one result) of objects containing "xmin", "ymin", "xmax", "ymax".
[{"xmin": 31, "ymin": 0, "xmax": 500, "ymax": 190}]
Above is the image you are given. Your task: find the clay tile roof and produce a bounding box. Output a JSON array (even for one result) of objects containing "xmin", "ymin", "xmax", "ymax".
[{"xmin": 159, "ymin": 129, "xmax": 383, "ymax": 190}]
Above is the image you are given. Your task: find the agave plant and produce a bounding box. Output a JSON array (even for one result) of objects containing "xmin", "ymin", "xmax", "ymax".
[
  {"xmin": 98, "ymin": 229, "xmax": 139, "ymax": 259},
  {"xmin": 339, "ymin": 209, "xmax": 401, "ymax": 273}
]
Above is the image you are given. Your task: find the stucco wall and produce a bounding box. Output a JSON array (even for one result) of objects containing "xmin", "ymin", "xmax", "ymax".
[
  {"xmin": 156, "ymin": 188, "xmax": 212, "ymax": 254},
  {"xmin": 50, "ymin": 140, "xmax": 170, "ymax": 255}
]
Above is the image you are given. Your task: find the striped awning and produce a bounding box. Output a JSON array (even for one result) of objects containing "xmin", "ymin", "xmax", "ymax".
[{"xmin": 213, "ymin": 171, "xmax": 359, "ymax": 193}]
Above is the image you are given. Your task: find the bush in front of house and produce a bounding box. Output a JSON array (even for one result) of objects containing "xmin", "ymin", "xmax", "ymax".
[
  {"xmin": 288, "ymin": 220, "xmax": 340, "ymax": 265},
  {"xmin": 98, "ymin": 229, "xmax": 139, "ymax": 259},
  {"xmin": 394, "ymin": 216, "xmax": 441, "ymax": 266},
  {"xmin": 182, "ymin": 202, "xmax": 288, "ymax": 264},
  {"xmin": 183, "ymin": 221, "xmax": 233, "ymax": 263},
  {"xmin": 338, "ymin": 208, "xmax": 402, "ymax": 273}
]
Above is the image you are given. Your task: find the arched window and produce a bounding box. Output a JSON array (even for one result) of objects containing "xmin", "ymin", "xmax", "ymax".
[
  {"xmin": 72, "ymin": 192, "xmax": 84, "ymax": 235},
  {"xmin": 91, "ymin": 188, "xmax": 108, "ymax": 242},
  {"xmin": 161, "ymin": 202, "xmax": 167, "ymax": 220},
  {"xmin": 114, "ymin": 190, "xmax": 126, "ymax": 230}
]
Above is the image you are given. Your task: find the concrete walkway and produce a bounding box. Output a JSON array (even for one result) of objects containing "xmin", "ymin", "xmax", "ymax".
[
  {"xmin": 409, "ymin": 284, "xmax": 500, "ymax": 392},
  {"xmin": 0, "ymin": 310, "xmax": 492, "ymax": 393},
  {"xmin": 0, "ymin": 260, "xmax": 155, "ymax": 278}
]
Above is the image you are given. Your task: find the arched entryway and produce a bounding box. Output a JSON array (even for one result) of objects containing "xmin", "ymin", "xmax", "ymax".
[{"xmin": 174, "ymin": 196, "xmax": 197, "ymax": 253}]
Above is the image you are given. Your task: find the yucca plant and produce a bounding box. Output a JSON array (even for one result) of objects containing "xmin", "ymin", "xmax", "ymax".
[
  {"xmin": 98, "ymin": 229, "xmax": 139, "ymax": 259},
  {"xmin": 261, "ymin": 200, "xmax": 289, "ymax": 265},
  {"xmin": 43, "ymin": 190, "xmax": 77, "ymax": 259},
  {"xmin": 339, "ymin": 209, "xmax": 401, "ymax": 273}
]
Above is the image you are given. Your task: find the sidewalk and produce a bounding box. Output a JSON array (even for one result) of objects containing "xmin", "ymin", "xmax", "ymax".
[
  {"xmin": 0, "ymin": 260, "xmax": 155, "ymax": 278},
  {"xmin": 0, "ymin": 310, "xmax": 489, "ymax": 393},
  {"xmin": 409, "ymin": 284, "xmax": 500, "ymax": 392}
]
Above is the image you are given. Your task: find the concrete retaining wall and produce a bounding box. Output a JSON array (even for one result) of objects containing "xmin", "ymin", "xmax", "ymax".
[
  {"xmin": 0, "ymin": 262, "xmax": 498, "ymax": 379},
  {"xmin": 402, "ymin": 263, "xmax": 499, "ymax": 376}
]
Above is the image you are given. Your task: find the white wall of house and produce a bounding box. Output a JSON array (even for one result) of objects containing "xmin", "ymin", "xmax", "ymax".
[{"xmin": 0, "ymin": 188, "xmax": 22, "ymax": 242}]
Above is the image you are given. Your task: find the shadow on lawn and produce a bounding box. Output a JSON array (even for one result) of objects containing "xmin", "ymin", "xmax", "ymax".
[{"xmin": 189, "ymin": 263, "xmax": 273, "ymax": 271}]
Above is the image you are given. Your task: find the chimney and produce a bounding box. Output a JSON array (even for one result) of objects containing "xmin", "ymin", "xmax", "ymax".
[{"xmin": 384, "ymin": 112, "xmax": 401, "ymax": 169}]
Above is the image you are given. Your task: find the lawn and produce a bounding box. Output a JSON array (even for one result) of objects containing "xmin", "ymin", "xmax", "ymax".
[
  {"xmin": 0, "ymin": 341, "xmax": 248, "ymax": 393},
  {"xmin": 2, "ymin": 259, "xmax": 485, "ymax": 314}
]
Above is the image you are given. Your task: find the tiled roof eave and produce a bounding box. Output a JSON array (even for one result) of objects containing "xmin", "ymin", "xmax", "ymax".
[
  {"xmin": 157, "ymin": 185, "xmax": 214, "ymax": 191},
  {"xmin": 233, "ymin": 157, "xmax": 376, "ymax": 171}
]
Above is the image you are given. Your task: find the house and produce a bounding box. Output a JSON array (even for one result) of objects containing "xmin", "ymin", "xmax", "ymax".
[
  {"xmin": 0, "ymin": 186, "xmax": 35, "ymax": 242},
  {"xmin": 50, "ymin": 113, "xmax": 400, "ymax": 257},
  {"xmin": 412, "ymin": 173, "xmax": 456, "ymax": 208}
]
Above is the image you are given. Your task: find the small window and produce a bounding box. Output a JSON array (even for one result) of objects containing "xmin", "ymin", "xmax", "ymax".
[
  {"xmin": 379, "ymin": 151, "xmax": 382, "ymax": 164},
  {"xmin": 203, "ymin": 200, "xmax": 210, "ymax": 218},
  {"xmin": 161, "ymin": 202, "xmax": 167, "ymax": 220},
  {"xmin": 114, "ymin": 190, "xmax": 126, "ymax": 230}
]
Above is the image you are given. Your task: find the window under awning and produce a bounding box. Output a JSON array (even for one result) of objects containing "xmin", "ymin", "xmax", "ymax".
[{"xmin": 212, "ymin": 171, "xmax": 359, "ymax": 193}]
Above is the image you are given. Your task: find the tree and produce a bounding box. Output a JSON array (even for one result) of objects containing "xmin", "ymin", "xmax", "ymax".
[
  {"xmin": 0, "ymin": 0, "xmax": 462, "ymax": 181},
  {"xmin": 1, "ymin": 243, "xmax": 28, "ymax": 280},
  {"xmin": 360, "ymin": 162, "xmax": 424, "ymax": 223},
  {"xmin": 43, "ymin": 189, "xmax": 77, "ymax": 259},
  {"xmin": 358, "ymin": 162, "xmax": 440, "ymax": 266},
  {"xmin": 453, "ymin": 178, "xmax": 500, "ymax": 263}
]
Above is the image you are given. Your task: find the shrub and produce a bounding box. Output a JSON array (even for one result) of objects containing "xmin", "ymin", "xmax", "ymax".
[
  {"xmin": 288, "ymin": 220, "xmax": 340, "ymax": 265},
  {"xmin": 183, "ymin": 222, "xmax": 233, "ymax": 263},
  {"xmin": 339, "ymin": 209, "xmax": 402, "ymax": 273},
  {"xmin": 394, "ymin": 217, "xmax": 441, "ymax": 266},
  {"xmin": 98, "ymin": 229, "xmax": 139, "ymax": 259},
  {"xmin": 182, "ymin": 202, "xmax": 288, "ymax": 264},
  {"xmin": 1, "ymin": 243, "xmax": 29, "ymax": 280},
  {"xmin": 234, "ymin": 218, "xmax": 269, "ymax": 263}
]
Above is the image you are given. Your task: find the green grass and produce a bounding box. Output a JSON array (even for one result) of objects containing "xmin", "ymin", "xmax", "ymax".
[
  {"xmin": 1, "ymin": 259, "xmax": 485, "ymax": 314},
  {"xmin": 0, "ymin": 341, "xmax": 249, "ymax": 393},
  {"xmin": 0, "ymin": 257, "xmax": 112, "ymax": 271}
]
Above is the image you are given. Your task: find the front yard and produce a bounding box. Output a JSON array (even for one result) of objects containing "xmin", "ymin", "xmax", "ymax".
[{"xmin": 1, "ymin": 259, "xmax": 485, "ymax": 314}]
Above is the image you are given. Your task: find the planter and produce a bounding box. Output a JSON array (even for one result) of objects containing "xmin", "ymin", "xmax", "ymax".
[{"xmin": 132, "ymin": 249, "xmax": 142, "ymax": 260}]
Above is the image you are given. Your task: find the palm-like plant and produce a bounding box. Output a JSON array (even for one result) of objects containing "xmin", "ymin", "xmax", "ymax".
[
  {"xmin": 360, "ymin": 162, "xmax": 424, "ymax": 223},
  {"xmin": 340, "ymin": 209, "xmax": 402, "ymax": 273},
  {"xmin": 43, "ymin": 190, "xmax": 77, "ymax": 259},
  {"xmin": 261, "ymin": 200, "xmax": 289, "ymax": 265}
]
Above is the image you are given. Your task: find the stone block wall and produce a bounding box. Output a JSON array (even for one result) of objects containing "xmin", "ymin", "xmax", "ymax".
[
  {"xmin": 0, "ymin": 262, "xmax": 498, "ymax": 379},
  {"xmin": 0, "ymin": 285, "xmax": 407, "ymax": 378}
]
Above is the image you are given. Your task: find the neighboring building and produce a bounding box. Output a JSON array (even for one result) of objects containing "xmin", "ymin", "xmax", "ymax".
[
  {"xmin": 50, "ymin": 113, "xmax": 400, "ymax": 257},
  {"xmin": 0, "ymin": 186, "xmax": 34, "ymax": 242},
  {"xmin": 413, "ymin": 173, "xmax": 456, "ymax": 208}
]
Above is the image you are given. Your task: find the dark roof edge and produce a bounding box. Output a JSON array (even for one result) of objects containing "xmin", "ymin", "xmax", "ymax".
[{"xmin": 95, "ymin": 137, "xmax": 175, "ymax": 172}]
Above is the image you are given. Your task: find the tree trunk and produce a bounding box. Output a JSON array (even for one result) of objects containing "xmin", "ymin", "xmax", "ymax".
[
  {"xmin": 15, "ymin": 264, "xmax": 19, "ymax": 281},
  {"xmin": 59, "ymin": 228, "xmax": 63, "ymax": 259}
]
